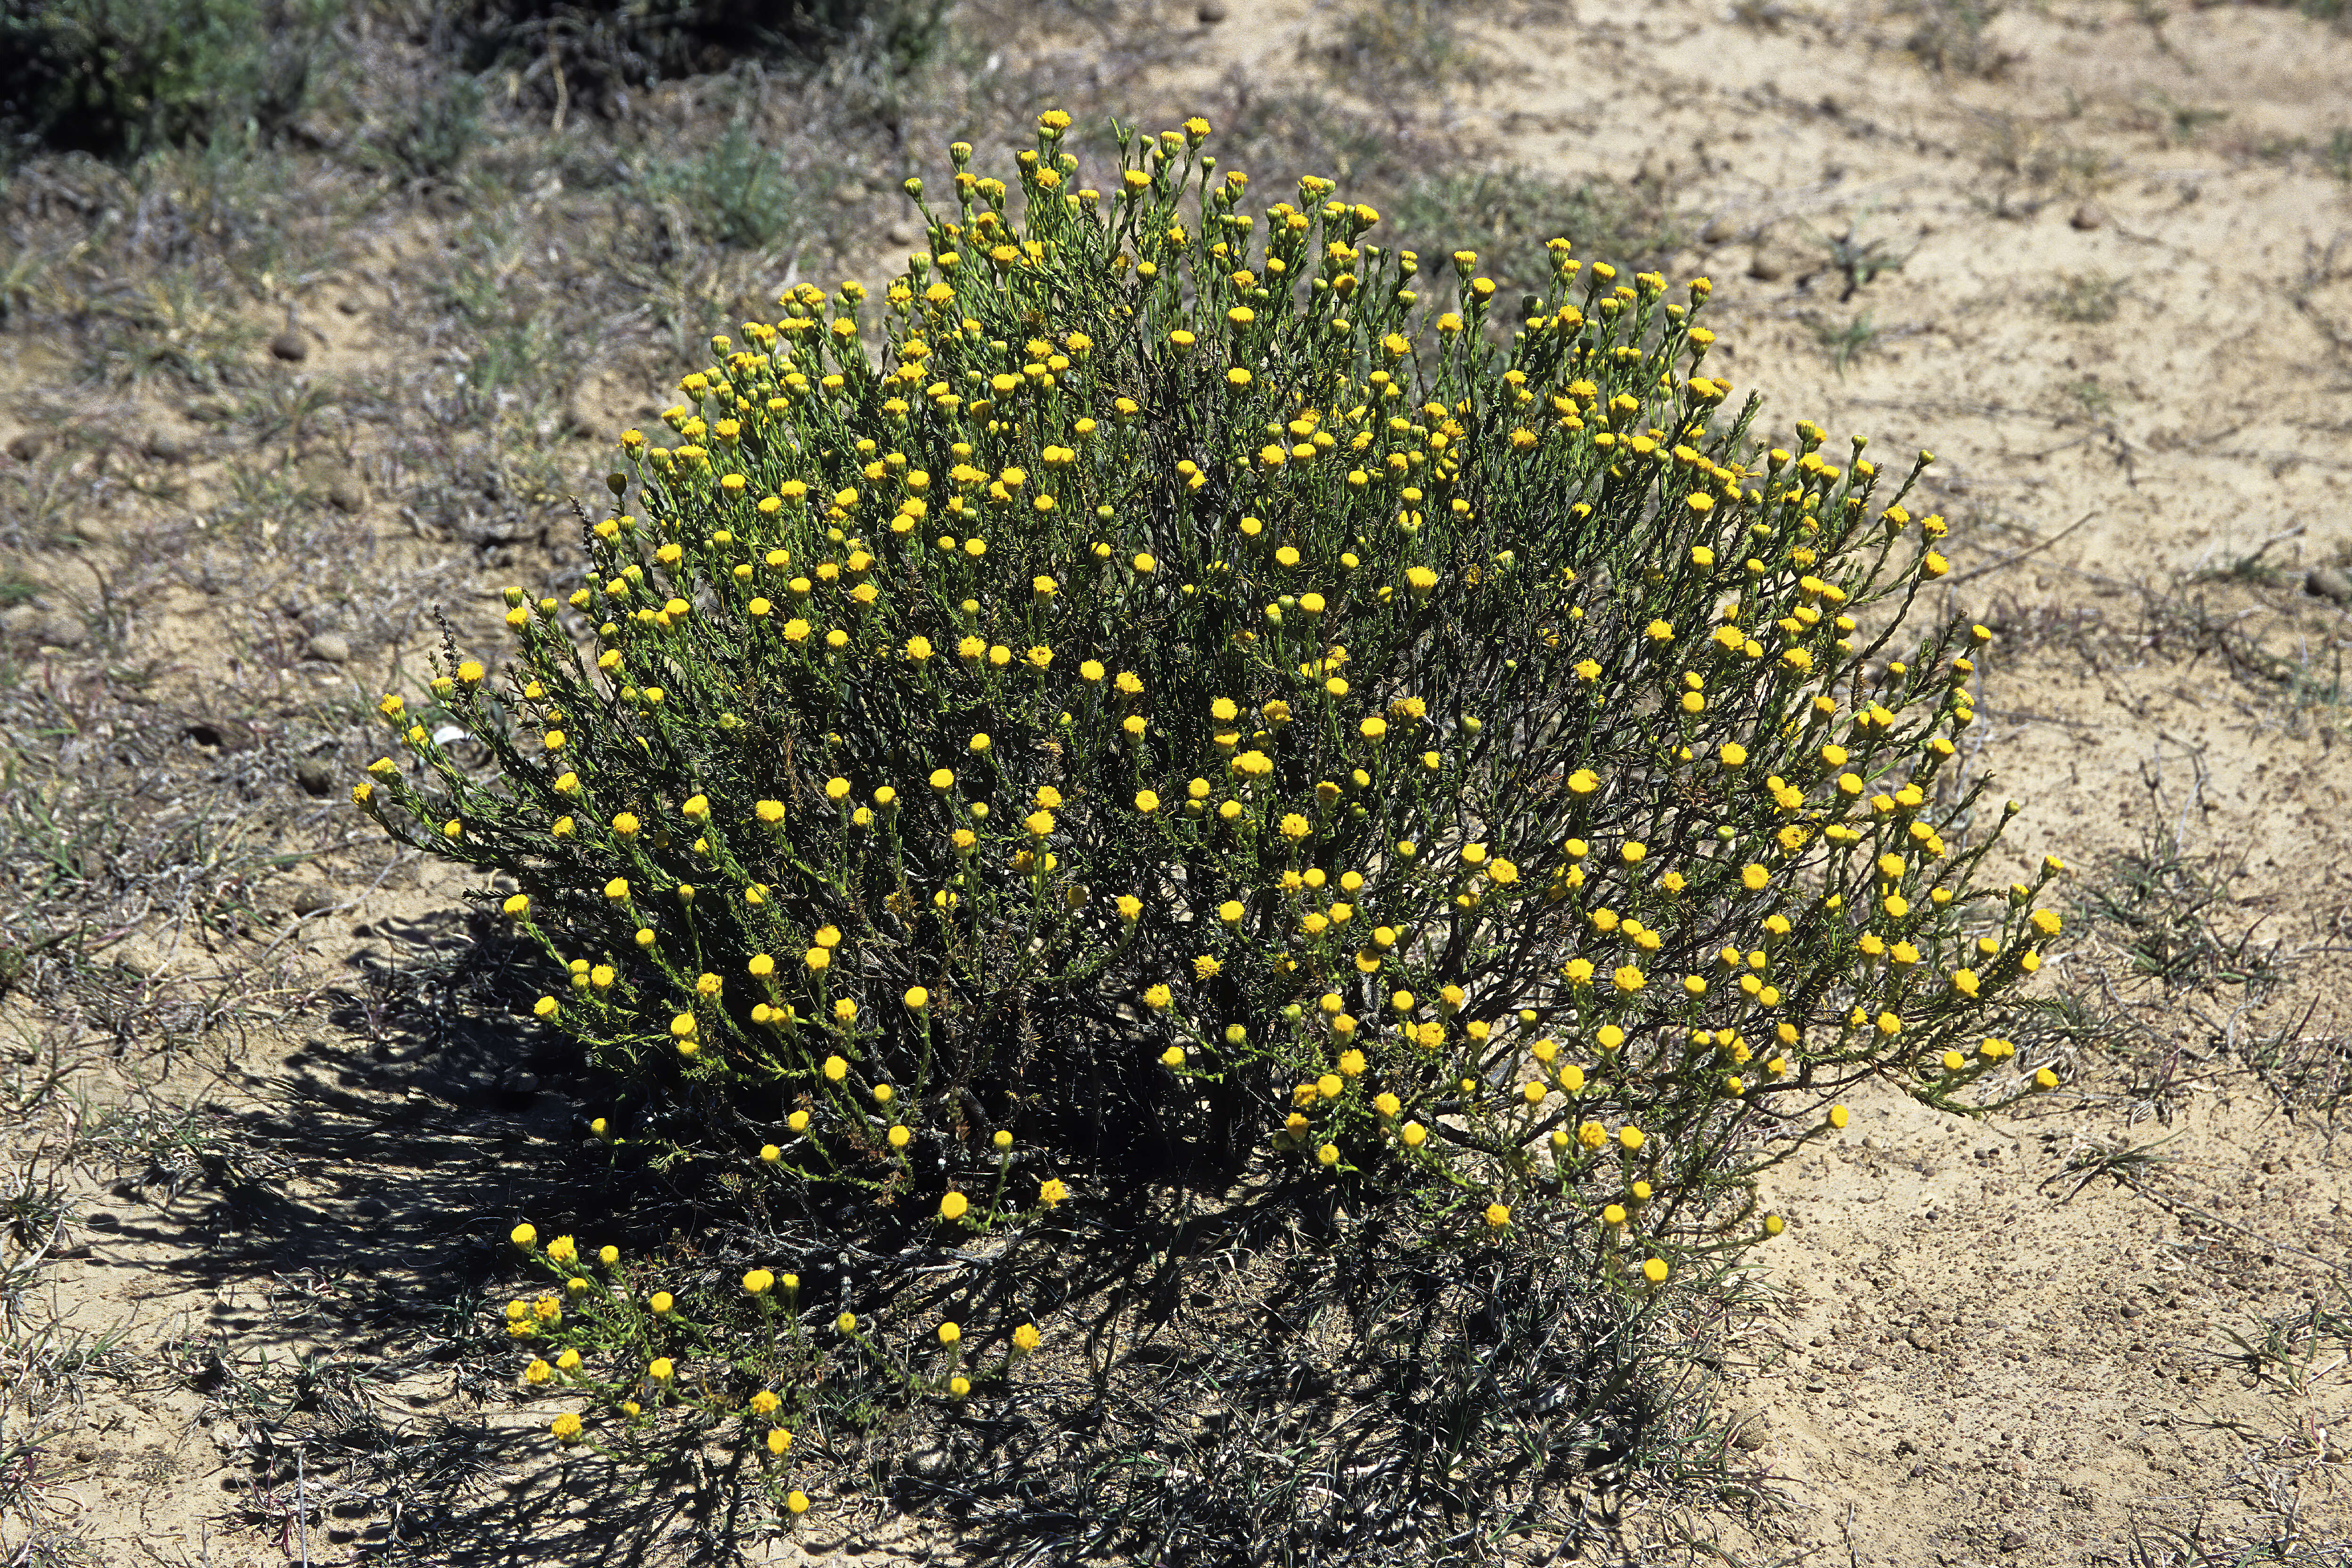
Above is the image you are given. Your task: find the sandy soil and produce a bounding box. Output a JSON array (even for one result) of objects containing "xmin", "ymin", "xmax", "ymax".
[{"xmin": 5, "ymin": 0, "xmax": 2351, "ymax": 1563}]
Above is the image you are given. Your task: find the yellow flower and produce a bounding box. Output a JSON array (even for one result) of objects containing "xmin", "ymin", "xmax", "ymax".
[
  {"xmin": 744, "ymin": 1268, "xmax": 776, "ymax": 1295},
  {"xmin": 939, "ymin": 1191, "xmax": 969, "ymax": 1221},
  {"xmin": 1193, "ymin": 955, "xmax": 1221, "ymax": 980},
  {"xmin": 766, "ymin": 1428, "xmax": 792, "ymax": 1456},
  {"xmin": 510, "ymin": 1223, "xmax": 538, "ymax": 1249},
  {"xmin": 1038, "ymin": 1177, "xmax": 1069, "ymax": 1207},
  {"xmin": 551, "ymin": 1411, "xmax": 583, "ymax": 1444},
  {"xmin": 1484, "ymin": 1203, "xmax": 1511, "ymax": 1231},
  {"xmin": 649, "ymin": 1358, "xmax": 674, "ymax": 1382},
  {"xmin": 650, "ymin": 1291, "xmax": 673, "ymax": 1315},
  {"xmin": 786, "ymin": 1490, "xmax": 810, "ymax": 1514},
  {"xmin": 1642, "ymin": 1258, "xmax": 1669, "ymax": 1284},
  {"xmin": 1013, "ymin": 1322, "xmax": 1041, "ymax": 1353}
]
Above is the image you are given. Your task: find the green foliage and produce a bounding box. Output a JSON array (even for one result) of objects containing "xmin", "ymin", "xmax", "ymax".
[
  {"xmin": 0, "ymin": 0, "xmax": 338, "ymax": 161},
  {"xmin": 636, "ymin": 120, "xmax": 805, "ymax": 250},
  {"xmin": 384, "ymin": 73, "xmax": 484, "ymax": 180},
  {"xmin": 449, "ymin": 0, "xmax": 950, "ymax": 105},
  {"xmin": 362, "ymin": 113, "xmax": 2069, "ymax": 1511}
]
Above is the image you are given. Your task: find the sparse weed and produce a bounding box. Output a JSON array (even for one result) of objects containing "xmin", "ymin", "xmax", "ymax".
[
  {"xmin": 2073, "ymin": 825, "xmax": 2278, "ymax": 996},
  {"xmin": 633, "ymin": 121, "xmax": 810, "ymax": 253},
  {"xmin": 1813, "ymin": 312, "xmax": 1881, "ymax": 375},
  {"xmin": 2216, "ymin": 1282, "xmax": 2352, "ymax": 1395},
  {"xmin": 1900, "ymin": 0, "xmax": 2018, "ymax": 77},
  {"xmin": 384, "ymin": 74, "xmax": 485, "ymax": 182},
  {"xmin": 2043, "ymin": 270, "xmax": 2126, "ymax": 325},
  {"xmin": 1311, "ymin": 0, "xmax": 1489, "ymax": 93}
]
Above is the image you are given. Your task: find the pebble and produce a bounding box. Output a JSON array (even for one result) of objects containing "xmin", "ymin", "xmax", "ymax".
[
  {"xmin": 5, "ymin": 430, "xmax": 49, "ymax": 462},
  {"xmin": 337, "ymin": 297, "xmax": 362, "ymax": 315},
  {"xmin": 2069, "ymin": 203, "xmax": 2107, "ymax": 231},
  {"xmin": 269, "ymin": 329, "xmax": 310, "ymax": 362},
  {"xmin": 143, "ymin": 428, "xmax": 187, "ymax": 461},
  {"xmin": 307, "ymin": 631, "xmax": 352, "ymax": 663},
  {"xmin": 289, "ymin": 884, "xmax": 338, "ymax": 917},
  {"xmin": 1748, "ymin": 253, "xmax": 1785, "ymax": 282},
  {"xmin": 294, "ymin": 758, "xmax": 336, "ymax": 797},
  {"xmin": 1198, "ymin": 0, "xmax": 1229, "ymax": 19},
  {"xmin": 38, "ymin": 612, "xmax": 87, "ymax": 649},
  {"xmin": 2306, "ymin": 566, "xmax": 2352, "ymax": 604},
  {"xmin": 328, "ymin": 475, "xmax": 367, "ymax": 514}
]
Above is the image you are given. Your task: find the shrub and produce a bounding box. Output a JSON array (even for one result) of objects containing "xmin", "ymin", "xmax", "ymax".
[
  {"xmin": 360, "ymin": 112, "xmax": 2069, "ymax": 1524},
  {"xmin": 0, "ymin": 0, "xmax": 337, "ymax": 161}
]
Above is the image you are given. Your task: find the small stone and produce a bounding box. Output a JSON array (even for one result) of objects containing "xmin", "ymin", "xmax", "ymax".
[
  {"xmin": 337, "ymin": 297, "xmax": 362, "ymax": 315},
  {"xmin": 5, "ymin": 430, "xmax": 49, "ymax": 462},
  {"xmin": 885, "ymin": 221, "xmax": 915, "ymax": 245},
  {"xmin": 295, "ymin": 758, "xmax": 336, "ymax": 797},
  {"xmin": 2306, "ymin": 566, "xmax": 2352, "ymax": 604},
  {"xmin": 269, "ymin": 329, "xmax": 310, "ymax": 363},
  {"xmin": 1748, "ymin": 253, "xmax": 1785, "ymax": 282},
  {"xmin": 143, "ymin": 429, "xmax": 187, "ymax": 462},
  {"xmin": 1999, "ymin": 1529, "xmax": 2028, "ymax": 1552},
  {"xmin": 37, "ymin": 612, "xmax": 87, "ymax": 649},
  {"xmin": 2069, "ymin": 203, "xmax": 2107, "ymax": 231},
  {"xmin": 905, "ymin": 1443, "xmax": 952, "ymax": 1478},
  {"xmin": 288, "ymin": 884, "xmax": 338, "ymax": 917},
  {"xmin": 832, "ymin": 180, "xmax": 870, "ymax": 207},
  {"xmin": 1731, "ymin": 1408, "xmax": 1769, "ymax": 1451},
  {"xmin": 327, "ymin": 476, "xmax": 367, "ymax": 514},
  {"xmin": 1198, "ymin": 0, "xmax": 1229, "ymax": 19},
  {"xmin": 306, "ymin": 631, "xmax": 352, "ymax": 664}
]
